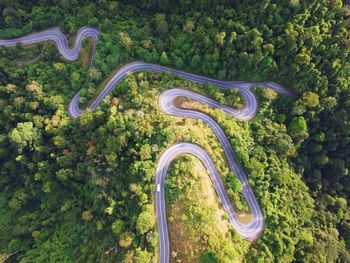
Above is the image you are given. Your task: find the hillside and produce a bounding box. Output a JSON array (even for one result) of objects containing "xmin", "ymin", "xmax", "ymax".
[{"xmin": 0, "ymin": 1, "xmax": 349, "ymax": 262}]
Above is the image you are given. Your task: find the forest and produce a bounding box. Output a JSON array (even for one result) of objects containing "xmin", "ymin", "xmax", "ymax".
[{"xmin": 0, "ymin": 0, "xmax": 349, "ymax": 262}]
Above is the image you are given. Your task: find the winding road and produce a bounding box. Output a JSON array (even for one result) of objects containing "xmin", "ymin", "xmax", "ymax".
[{"xmin": 0, "ymin": 27, "xmax": 294, "ymax": 263}]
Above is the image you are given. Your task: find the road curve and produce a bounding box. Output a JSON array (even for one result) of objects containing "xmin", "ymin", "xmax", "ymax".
[
  {"xmin": 0, "ymin": 27, "xmax": 294, "ymax": 263},
  {"xmin": 156, "ymin": 89, "xmax": 264, "ymax": 262},
  {"xmin": 68, "ymin": 61, "xmax": 294, "ymax": 119},
  {"xmin": 0, "ymin": 26, "xmax": 99, "ymax": 65},
  {"xmin": 0, "ymin": 28, "xmax": 293, "ymax": 118}
]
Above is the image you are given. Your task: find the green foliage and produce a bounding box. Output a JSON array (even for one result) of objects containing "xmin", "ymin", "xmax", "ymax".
[
  {"xmin": 0, "ymin": 0, "xmax": 349, "ymax": 262},
  {"xmin": 215, "ymin": 32, "xmax": 226, "ymax": 47},
  {"xmin": 119, "ymin": 232, "xmax": 134, "ymax": 248},
  {"xmin": 289, "ymin": 116, "xmax": 307, "ymax": 134},
  {"xmin": 153, "ymin": 14, "xmax": 168, "ymax": 35},
  {"xmin": 119, "ymin": 32, "xmax": 133, "ymax": 51},
  {"xmin": 261, "ymin": 88, "xmax": 277, "ymax": 100},
  {"xmin": 313, "ymin": 132, "xmax": 325, "ymax": 142},
  {"xmin": 303, "ymin": 91, "xmax": 319, "ymax": 108},
  {"xmin": 8, "ymin": 122, "xmax": 40, "ymax": 153},
  {"xmin": 227, "ymin": 172, "xmax": 242, "ymax": 193},
  {"xmin": 134, "ymin": 248, "xmax": 153, "ymax": 263},
  {"xmin": 111, "ymin": 219, "xmax": 125, "ymax": 235},
  {"xmin": 200, "ymin": 250, "xmax": 220, "ymax": 263},
  {"xmin": 136, "ymin": 205, "xmax": 155, "ymax": 235}
]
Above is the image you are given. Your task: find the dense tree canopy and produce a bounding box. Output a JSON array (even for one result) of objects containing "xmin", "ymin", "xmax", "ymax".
[{"xmin": 0, "ymin": 0, "xmax": 349, "ymax": 262}]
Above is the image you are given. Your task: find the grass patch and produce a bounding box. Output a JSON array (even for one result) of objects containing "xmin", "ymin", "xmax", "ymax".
[
  {"xmin": 78, "ymin": 38, "xmax": 94, "ymax": 69},
  {"xmin": 165, "ymin": 156, "xmax": 249, "ymax": 262}
]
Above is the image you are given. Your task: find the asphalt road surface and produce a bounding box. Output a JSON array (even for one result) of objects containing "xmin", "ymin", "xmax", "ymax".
[
  {"xmin": 0, "ymin": 26, "xmax": 99, "ymax": 62},
  {"xmin": 0, "ymin": 27, "xmax": 294, "ymax": 263}
]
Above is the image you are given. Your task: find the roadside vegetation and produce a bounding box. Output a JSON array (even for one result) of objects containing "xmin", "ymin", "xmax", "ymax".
[{"xmin": 0, "ymin": 1, "xmax": 349, "ymax": 262}]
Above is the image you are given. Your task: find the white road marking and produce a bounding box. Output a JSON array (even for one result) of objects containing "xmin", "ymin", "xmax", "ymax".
[{"xmin": 0, "ymin": 27, "xmax": 296, "ymax": 263}]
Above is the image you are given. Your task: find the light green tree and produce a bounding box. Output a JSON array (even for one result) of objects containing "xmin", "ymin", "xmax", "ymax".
[
  {"xmin": 119, "ymin": 32, "xmax": 133, "ymax": 50},
  {"xmin": 216, "ymin": 32, "xmax": 226, "ymax": 47},
  {"xmin": 136, "ymin": 205, "xmax": 155, "ymax": 235},
  {"xmin": 9, "ymin": 122, "xmax": 40, "ymax": 153},
  {"xmin": 134, "ymin": 248, "xmax": 152, "ymax": 263}
]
